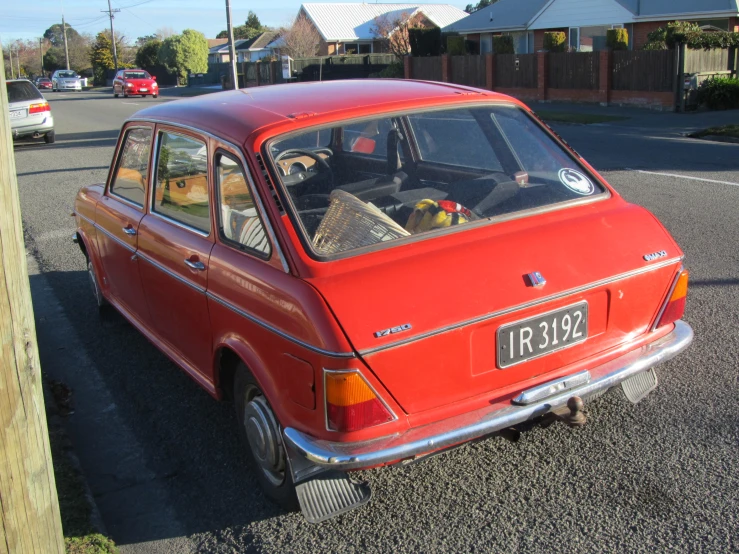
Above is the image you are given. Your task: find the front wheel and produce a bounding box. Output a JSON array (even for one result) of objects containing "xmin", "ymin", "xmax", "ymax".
[
  {"xmin": 153, "ymin": 94, "xmax": 158, "ymax": 98},
  {"xmin": 233, "ymin": 366, "xmax": 299, "ymax": 511}
]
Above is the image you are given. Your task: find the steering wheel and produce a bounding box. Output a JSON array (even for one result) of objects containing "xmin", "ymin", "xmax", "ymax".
[{"xmin": 274, "ymin": 148, "xmax": 334, "ymax": 187}]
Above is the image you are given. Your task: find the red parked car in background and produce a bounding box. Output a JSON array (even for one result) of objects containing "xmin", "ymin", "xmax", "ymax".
[
  {"xmin": 35, "ymin": 77, "xmax": 52, "ymax": 90},
  {"xmin": 73, "ymin": 80, "xmax": 693, "ymax": 523},
  {"xmin": 113, "ymin": 69, "xmax": 158, "ymax": 98}
]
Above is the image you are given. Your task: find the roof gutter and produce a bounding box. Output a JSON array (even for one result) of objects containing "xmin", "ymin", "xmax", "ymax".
[
  {"xmin": 633, "ymin": 10, "xmax": 739, "ymax": 22},
  {"xmin": 450, "ymin": 26, "xmax": 529, "ymax": 35}
]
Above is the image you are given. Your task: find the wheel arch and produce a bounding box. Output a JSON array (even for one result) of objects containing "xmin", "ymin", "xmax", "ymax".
[{"xmin": 213, "ymin": 335, "xmax": 278, "ymax": 406}]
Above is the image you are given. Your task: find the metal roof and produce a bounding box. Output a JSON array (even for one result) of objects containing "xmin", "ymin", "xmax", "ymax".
[
  {"xmin": 636, "ymin": 0, "xmax": 738, "ymax": 17},
  {"xmin": 301, "ymin": 3, "xmax": 468, "ymax": 41},
  {"xmin": 443, "ymin": 0, "xmax": 548, "ymax": 33}
]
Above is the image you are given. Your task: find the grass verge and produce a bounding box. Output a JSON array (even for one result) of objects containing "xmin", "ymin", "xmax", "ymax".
[
  {"xmin": 535, "ymin": 111, "xmax": 629, "ymax": 124},
  {"xmin": 47, "ymin": 383, "xmax": 118, "ymax": 554},
  {"xmin": 689, "ymin": 124, "xmax": 739, "ymax": 139}
]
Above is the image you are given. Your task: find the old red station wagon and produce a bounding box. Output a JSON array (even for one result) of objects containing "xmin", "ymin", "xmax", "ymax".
[{"xmin": 73, "ymin": 80, "xmax": 693, "ymax": 522}]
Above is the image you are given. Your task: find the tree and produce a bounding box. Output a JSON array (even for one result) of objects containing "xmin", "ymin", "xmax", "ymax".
[
  {"xmin": 41, "ymin": 23, "xmax": 91, "ymax": 73},
  {"xmin": 371, "ymin": 12, "xmax": 415, "ymax": 60},
  {"xmin": 44, "ymin": 23, "xmax": 81, "ymax": 48},
  {"xmin": 217, "ymin": 10, "xmax": 270, "ymax": 40},
  {"xmin": 279, "ymin": 16, "xmax": 321, "ymax": 59},
  {"xmin": 90, "ymin": 32, "xmax": 115, "ymax": 85},
  {"xmin": 159, "ymin": 29, "xmax": 208, "ymax": 84},
  {"xmin": 464, "ymin": 0, "xmax": 498, "ymax": 14},
  {"xmin": 136, "ymin": 39, "xmax": 162, "ymax": 69}
]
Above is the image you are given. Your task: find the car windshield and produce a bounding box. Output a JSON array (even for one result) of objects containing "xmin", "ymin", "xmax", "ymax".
[
  {"xmin": 268, "ymin": 104, "xmax": 606, "ymax": 257},
  {"xmin": 39, "ymin": 78, "xmax": 51, "ymax": 82},
  {"xmin": 7, "ymin": 81, "xmax": 43, "ymax": 103},
  {"xmin": 58, "ymin": 71, "xmax": 77, "ymax": 78},
  {"xmin": 124, "ymin": 71, "xmax": 150, "ymax": 79}
]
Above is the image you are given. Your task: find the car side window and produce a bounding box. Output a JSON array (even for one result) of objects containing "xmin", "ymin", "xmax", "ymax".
[
  {"xmin": 109, "ymin": 127, "xmax": 152, "ymax": 207},
  {"xmin": 153, "ymin": 131, "xmax": 210, "ymax": 234},
  {"xmin": 217, "ymin": 153, "xmax": 271, "ymax": 257}
]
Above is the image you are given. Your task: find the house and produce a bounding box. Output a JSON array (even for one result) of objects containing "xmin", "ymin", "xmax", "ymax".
[
  {"xmin": 235, "ymin": 32, "xmax": 279, "ymax": 62},
  {"xmin": 296, "ymin": 3, "xmax": 468, "ymax": 55},
  {"xmin": 208, "ymin": 32, "xmax": 280, "ymax": 64},
  {"xmin": 444, "ymin": 0, "xmax": 739, "ymax": 54}
]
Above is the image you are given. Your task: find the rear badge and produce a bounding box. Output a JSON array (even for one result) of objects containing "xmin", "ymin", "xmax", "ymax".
[
  {"xmin": 374, "ymin": 323, "xmax": 412, "ymax": 338},
  {"xmin": 526, "ymin": 272, "xmax": 546, "ymax": 288},
  {"xmin": 558, "ymin": 168, "xmax": 594, "ymax": 196},
  {"xmin": 643, "ymin": 250, "xmax": 667, "ymax": 261}
]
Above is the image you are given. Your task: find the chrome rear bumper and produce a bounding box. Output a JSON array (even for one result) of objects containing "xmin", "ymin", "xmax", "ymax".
[{"xmin": 284, "ymin": 320, "xmax": 693, "ymax": 472}]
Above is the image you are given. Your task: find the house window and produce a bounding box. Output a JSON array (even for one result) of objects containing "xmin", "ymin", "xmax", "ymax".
[
  {"xmin": 698, "ymin": 19, "xmax": 729, "ymax": 31},
  {"xmin": 344, "ymin": 43, "xmax": 371, "ymax": 54},
  {"xmin": 480, "ymin": 34, "xmax": 492, "ymax": 54},
  {"xmin": 507, "ymin": 31, "xmax": 535, "ymax": 54},
  {"xmin": 569, "ymin": 27, "xmax": 580, "ymax": 51}
]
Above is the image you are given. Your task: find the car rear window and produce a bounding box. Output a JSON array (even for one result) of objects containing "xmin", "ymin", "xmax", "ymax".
[
  {"xmin": 268, "ymin": 104, "xmax": 606, "ymax": 258},
  {"xmin": 7, "ymin": 82, "xmax": 42, "ymax": 103}
]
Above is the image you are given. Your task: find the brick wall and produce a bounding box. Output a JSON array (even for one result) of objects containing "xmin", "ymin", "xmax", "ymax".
[{"xmin": 632, "ymin": 21, "xmax": 668, "ymax": 50}]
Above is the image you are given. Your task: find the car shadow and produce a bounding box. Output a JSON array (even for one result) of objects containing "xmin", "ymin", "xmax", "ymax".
[
  {"xmin": 13, "ymin": 129, "xmax": 120, "ymax": 151},
  {"xmin": 31, "ymin": 268, "xmax": 287, "ymax": 546}
]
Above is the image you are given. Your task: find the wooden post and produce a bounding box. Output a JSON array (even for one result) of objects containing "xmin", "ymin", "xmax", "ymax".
[
  {"xmin": 486, "ymin": 53, "xmax": 495, "ymax": 91},
  {"xmin": 255, "ymin": 62, "xmax": 261, "ymax": 87},
  {"xmin": 537, "ymin": 51, "xmax": 548, "ymax": 101},
  {"xmin": 599, "ymin": 49, "xmax": 612, "ymax": 105},
  {"xmin": 674, "ymin": 42, "xmax": 685, "ymax": 112},
  {"xmin": 0, "ymin": 46, "xmax": 65, "ymax": 554},
  {"xmin": 441, "ymin": 54, "xmax": 451, "ymax": 82},
  {"xmin": 404, "ymin": 55, "xmax": 412, "ymax": 79}
]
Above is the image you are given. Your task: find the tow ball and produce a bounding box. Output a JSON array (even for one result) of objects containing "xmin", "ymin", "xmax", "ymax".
[{"xmin": 544, "ymin": 396, "xmax": 587, "ymax": 428}]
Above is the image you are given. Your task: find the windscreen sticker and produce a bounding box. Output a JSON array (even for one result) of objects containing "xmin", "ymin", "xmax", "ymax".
[{"xmin": 558, "ymin": 168, "xmax": 595, "ymax": 196}]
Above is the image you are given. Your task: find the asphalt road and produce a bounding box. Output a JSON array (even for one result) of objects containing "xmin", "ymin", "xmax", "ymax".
[{"xmin": 13, "ymin": 88, "xmax": 739, "ymax": 554}]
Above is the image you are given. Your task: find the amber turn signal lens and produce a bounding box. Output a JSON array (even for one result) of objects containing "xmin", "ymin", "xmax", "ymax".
[
  {"xmin": 657, "ymin": 269, "xmax": 688, "ymax": 329},
  {"xmin": 325, "ymin": 371, "xmax": 394, "ymax": 432}
]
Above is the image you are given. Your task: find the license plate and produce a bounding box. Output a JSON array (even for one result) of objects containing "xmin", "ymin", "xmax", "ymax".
[
  {"xmin": 10, "ymin": 109, "xmax": 26, "ymax": 119},
  {"xmin": 497, "ymin": 301, "xmax": 588, "ymax": 368},
  {"xmin": 140, "ymin": 88, "xmax": 148, "ymax": 92}
]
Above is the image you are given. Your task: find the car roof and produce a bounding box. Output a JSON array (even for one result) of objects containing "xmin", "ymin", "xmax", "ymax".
[{"xmin": 131, "ymin": 79, "xmax": 518, "ymax": 146}]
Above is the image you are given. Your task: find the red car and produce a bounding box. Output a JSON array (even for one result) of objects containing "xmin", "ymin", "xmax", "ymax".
[
  {"xmin": 112, "ymin": 69, "xmax": 158, "ymax": 98},
  {"xmin": 73, "ymin": 80, "xmax": 692, "ymax": 523},
  {"xmin": 35, "ymin": 77, "xmax": 52, "ymax": 90}
]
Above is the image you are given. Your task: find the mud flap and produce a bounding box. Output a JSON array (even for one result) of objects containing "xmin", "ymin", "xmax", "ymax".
[
  {"xmin": 295, "ymin": 471, "xmax": 372, "ymax": 523},
  {"xmin": 621, "ymin": 368, "xmax": 658, "ymax": 404}
]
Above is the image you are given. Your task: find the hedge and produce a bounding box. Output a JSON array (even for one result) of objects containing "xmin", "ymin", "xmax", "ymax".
[
  {"xmin": 544, "ymin": 32, "xmax": 566, "ymax": 52},
  {"xmin": 607, "ymin": 28, "xmax": 628, "ymax": 51},
  {"xmin": 446, "ymin": 36, "xmax": 465, "ymax": 55},
  {"xmin": 697, "ymin": 76, "xmax": 739, "ymax": 110},
  {"xmin": 492, "ymin": 35, "xmax": 514, "ymax": 54},
  {"xmin": 409, "ymin": 27, "xmax": 442, "ymax": 57}
]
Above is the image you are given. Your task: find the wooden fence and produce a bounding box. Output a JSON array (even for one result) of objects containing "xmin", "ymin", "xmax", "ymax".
[
  {"xmin": 495, "ymin": 54, "xmax": 538, "ymax": 89},
  {"xmin": 685, "ymin": 48, "xmax": 736, "ymax": 74},
  {"xmin": 450, "ymin": 55, "xmax": 486, "ymax": 88},
  {"xmin": 412, "ymin": 56, "xmax": 443, "ymax": 82},
  {"xmin": 612, "ymin": 50, "xmax": 675, "ymax": 91},
  {"xmin": 548, "ymin": 52, "xmax": 600, "ymax": 89}
]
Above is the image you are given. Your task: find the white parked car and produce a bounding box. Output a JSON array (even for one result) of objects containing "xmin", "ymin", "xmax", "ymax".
[
  {"xmin": 7, "ymin": 79, "xmax": 55, "ymax": 143},
  {"xmin": 51, "ymin": 70, "xmax": 82, "ymax": 92}
]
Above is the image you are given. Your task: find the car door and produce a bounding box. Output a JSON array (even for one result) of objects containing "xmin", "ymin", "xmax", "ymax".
[
  {"xmin": 136, "ymin": 126, "xmax": 215, "ymax": 379},
  {"xmin": 95, "ymin": 124, "xmax": 153, "ymax": 323}
]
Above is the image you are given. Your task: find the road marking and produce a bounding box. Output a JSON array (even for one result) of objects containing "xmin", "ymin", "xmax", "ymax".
[
  {"xmin": 626, "ymin": 168, "xmax": 739, "ymax": 187},
  {"xmin": 122, "ymin": 102, "xmax": 140, "ymax": 105}
]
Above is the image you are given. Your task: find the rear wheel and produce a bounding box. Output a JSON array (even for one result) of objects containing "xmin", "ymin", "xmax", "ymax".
[
  {"xmin": 44, "ymin": 131, "xmax": 55, "ymax": 144},
  {"xmin": 114, "ymin": 90, "xmax": 119, "ymax": 98},
  {"xmin": 233, "ymin": 366, "xmax": 299, "ymax": 511}
]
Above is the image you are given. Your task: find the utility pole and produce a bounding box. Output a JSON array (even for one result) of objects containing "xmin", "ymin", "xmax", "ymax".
[
  {"xmin": 225, "ymin": 0, "xmax": 238, "ymax": 89},
  {"xmin": 61, "ymin": 15, "xmax": 70, "ymax": 70},
  {"xmin": 8, "ymin": 46, "xmax": 14, "ymax": 80},
  {"xmin": 0, "ymin": 42, "xmax": 65, "ymax": 554},
  {"xmin": 102, "ymin": 0, "xmax": 121, "ymax": 72},
  {"xmin": 39, "ymin": 38, "xmax": 44, "ymax": 77}
]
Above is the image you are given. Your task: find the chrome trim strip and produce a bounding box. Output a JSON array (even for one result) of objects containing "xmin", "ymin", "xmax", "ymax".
[
  {"xmin": 75, "ymin": 211, "xmax": 95, "ymax": 227},
  {"xmin": 512, "ymin": 370, "xmax": 591, "ymax": 405},
  {"xmin": 651, "ymin": 264, "xmax": 684, "ymax": 332},
  {"xmin": 137, "ymin": 252, "xmax": 206, "ymax": 294},
  {"xmin": 109, "ymin": 191, "xmax": 144, "ymax": 211},
  {"xmin": 323, "ymin": 369, "xmax": 398, "ymax": 432},
  {"xmin": 206, "ymin": 292, "xmax": 355, "ymax": 358},
  {"xmin": 129, "ymin": 117, "xmax": 290, "ymax": 273},
  {"xmin": 284, "ymin": 320, "xmax": 694, "ymax": 470},
  {"xmin": 358, "ymin": 257, "xmax": 683, "ymax": 356},
  {"xmin": 94, "ymin": 222, "xmax": 136, "ymax": 253},
  {"xmin": 148, "ymin": 209, "xmax": 211, "ymax": 238}
]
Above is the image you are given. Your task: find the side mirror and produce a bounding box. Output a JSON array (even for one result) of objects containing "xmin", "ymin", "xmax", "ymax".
[{"xmin": 152, "ymin": 75, "xmax": 157, "ymax": 81}]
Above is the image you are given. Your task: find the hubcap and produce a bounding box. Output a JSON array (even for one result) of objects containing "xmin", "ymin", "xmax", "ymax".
[{"xmin": 243, "ymin": 395, "xmax": 286, "ymax": 486}]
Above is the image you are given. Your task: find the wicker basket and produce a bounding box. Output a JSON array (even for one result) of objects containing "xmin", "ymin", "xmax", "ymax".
[{"xmin": 313, "ymin": 190, "xmax": 409, "ymax": 254}]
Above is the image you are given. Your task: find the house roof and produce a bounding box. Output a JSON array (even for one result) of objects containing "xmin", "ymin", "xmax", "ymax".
[
  {"xmin": 635, "ymin": 0, "xmax": 739, "ymax": 18},
  {"xmin": 443, "ymin": 0, "xmax": 548, "ymax": 33},
  {"xmin": 207, "ymin": 38, "xmax": 228, "ymax": 48},
  {"xmin": 235, "ymin": 31, "xmax": 279, "ymax": 51},
  {"xmin": 301, "ymin": 3, "xmax": 468, "ymax": 41}
]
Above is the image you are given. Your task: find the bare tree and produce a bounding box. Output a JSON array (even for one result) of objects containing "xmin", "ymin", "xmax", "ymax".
[
  {"xmin": 371, "ymin": 11, "xmax": 414, "ymax": 61},
  {"xmin": 156, "ymin": 27, "xmax": 175, "ymax": 40},
  {"xmin": 279, "ymin": 16, "xmax": 321, "ymax": 59}
]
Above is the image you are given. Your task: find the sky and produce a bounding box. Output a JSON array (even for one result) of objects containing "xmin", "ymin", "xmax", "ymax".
[{"xmin": 1, "ymin": 0, "xmax": 467, "ymax": 45}]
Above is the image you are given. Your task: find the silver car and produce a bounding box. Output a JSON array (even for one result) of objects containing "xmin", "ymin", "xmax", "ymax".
[
  {"xmin": 51, "ymin": 69, "xmax": 82, "ymax": 92},
  {"xmin": 7, "ymin": 80, "xmax": 55, "ymax": 143}
]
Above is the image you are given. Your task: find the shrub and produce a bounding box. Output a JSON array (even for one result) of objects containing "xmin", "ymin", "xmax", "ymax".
[
  {"xmin": 409, "ymin": 27, "xmax": 442, "ymax": 56},
  {"xmin": 492, "ymin": 35, "xmax": 514, "ymax": 54},
  {"xmin": 697, "ymin": 76, "xmax": 739, "ymax": 110},
  {"xmin": 544, "ymin": 32, "xmax": 566, "ymax": 52},
  {"xmin": 606, "ymin": 28, "xmax": 628, "ymax": 50},
  {"xmin": 446, "ymin": 35, "xmax": 465, "ymax": 55},
  {"xmin": 371, "ymin": 62, "xmax": 404, "ymax": 78},
  {"xmin": 465, "ymin": 40, "xmax": 479, "ymax": 55}
]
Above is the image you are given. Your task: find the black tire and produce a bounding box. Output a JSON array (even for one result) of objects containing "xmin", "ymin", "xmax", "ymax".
[
  {"xmin": 44, "ymin": 131, "xmax": 55, "ymax": 144},
  {"xmin": 153, "ymin": 94, "xmax": 158, "ymax": 98},
  {"xmin": 233, "ymin": 365, "xmax": 299, "ymax": 511},
  {"xmin": 114, "ymin": 91, "xmax": 119, "ymax": 98},
  {"xmin": 123, "ymin": 91, "xmax": 128, "ymax": 98}
]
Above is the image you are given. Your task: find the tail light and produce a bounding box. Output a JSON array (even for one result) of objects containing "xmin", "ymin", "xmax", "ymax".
[
  {"xmin": 324, "ymin": 370, "xmax": 394, "ymax": 432},
  {"xmin": 655, "ymin": 269, "xmax": 688, "ymax": 329},
  {"xmin": 29, "ymin": 102, "xmax": 50, "ymax": 114}
]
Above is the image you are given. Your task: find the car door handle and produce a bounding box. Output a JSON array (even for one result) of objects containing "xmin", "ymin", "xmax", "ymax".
[
  {"xmin": 122, "ymin": 227, "xmax": 136, "ymax": 236},
  {"xmin": 184, "ymin": 259, "xmax": 206, "ymax": 271}
]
